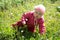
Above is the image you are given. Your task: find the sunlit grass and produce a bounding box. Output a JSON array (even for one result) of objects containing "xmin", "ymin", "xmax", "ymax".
[{"xmin": 0, "ymin": 0, "xmax": 60, "ymax": 40}]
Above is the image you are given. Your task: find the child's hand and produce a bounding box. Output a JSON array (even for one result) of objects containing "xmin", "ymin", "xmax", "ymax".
[
  {"xmin": 40, "ymin": 24, "xmax": 46, "ymax": 35},
  {"xmin": 12, "ymin": 24, "xmax": 16, "ymax": 28},
  {"xmin": 22, "ymin": 21, "xmax": 26, "ymax": 25}
]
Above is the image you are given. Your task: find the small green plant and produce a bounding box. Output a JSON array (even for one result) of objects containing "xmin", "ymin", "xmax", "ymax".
[
  {"xmin": 51, "ymin": 0, "xmax": 57, "ymax": 3},
  {"xmin": 57, "ymin": 6, "xmax": 60, "ymax": 12}
]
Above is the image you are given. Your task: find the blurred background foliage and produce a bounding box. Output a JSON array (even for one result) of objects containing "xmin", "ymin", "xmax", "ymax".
[{"xmin": 0, "ymin": 0, "xmax": 60, "ymax": 40}]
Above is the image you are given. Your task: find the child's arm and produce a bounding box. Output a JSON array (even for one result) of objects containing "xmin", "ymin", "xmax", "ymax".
[
  {"xmin": 12, "ymin": 13, "xmax": 28, "ymax": 28},
  {"xmin": 38, "ymin": 16, "xmax": 46, "ymax": 35}
]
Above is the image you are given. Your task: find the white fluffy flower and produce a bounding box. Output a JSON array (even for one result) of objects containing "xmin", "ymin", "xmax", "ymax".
[{"xmin": 21, "ymin": 30, "xmax": 24, "ymax": 33}]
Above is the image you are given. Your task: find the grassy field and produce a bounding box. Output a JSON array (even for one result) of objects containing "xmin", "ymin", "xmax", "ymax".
[{"xmin": 0, "ymin": 0, "xmax": 60, "ymax": 40}]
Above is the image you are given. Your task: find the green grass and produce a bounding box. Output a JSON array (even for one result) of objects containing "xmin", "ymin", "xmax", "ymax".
[{"xmin": 0, "ymin": 0, "xmax": 60, "ymax": 40}]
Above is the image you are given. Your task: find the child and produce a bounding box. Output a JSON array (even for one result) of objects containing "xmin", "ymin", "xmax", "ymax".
[{"xmin": 12, "ymin": 4, "xmax": 46, "ymax": 35}]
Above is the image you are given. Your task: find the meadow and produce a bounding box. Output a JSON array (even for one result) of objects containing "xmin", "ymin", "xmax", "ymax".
[{"xmin": 0, "ymin": 0, "xmax": 60, "ymax": 40}]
